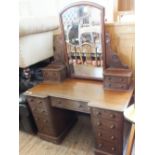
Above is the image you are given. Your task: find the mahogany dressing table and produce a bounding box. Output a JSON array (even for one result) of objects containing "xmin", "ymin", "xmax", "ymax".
[{"xmin": 24, "ymin": 2, "xmax": 134, "ymax": 155}]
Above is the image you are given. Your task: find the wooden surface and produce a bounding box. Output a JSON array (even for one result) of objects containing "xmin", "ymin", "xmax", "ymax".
[
  {"xmin": 19, "ymin": 114, "xmax": 134, "ymax": 155},
  {"xmin": 118, "ymin": 0, "xmax": 134, "ymax": 11},
  {"xmin": 25, "ymin": 79, "xmax": 134, "ymax": 112},
  {"xmin": 125, "ymin": 124, "xmax": 135, "ymax": 155}
]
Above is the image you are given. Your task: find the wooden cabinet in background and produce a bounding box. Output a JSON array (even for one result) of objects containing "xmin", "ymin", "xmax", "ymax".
[{"xmin": 118, "ymin": 0, "xmax": 134, "ymax": 11}]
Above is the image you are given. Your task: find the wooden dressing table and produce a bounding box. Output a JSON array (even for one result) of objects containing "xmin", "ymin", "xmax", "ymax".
[
  {"xmin": 24, "ymin": 2, "xmax": 134, "ymax": 155},
  {"xmin": 25, "ymin": 79, "xmax": 134, "ymax": 155}
]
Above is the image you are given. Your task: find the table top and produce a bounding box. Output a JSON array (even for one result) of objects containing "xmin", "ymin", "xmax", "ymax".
[
  {"xmin": 124, "ymin": 104, "xmax": 135, "ymax": 123},
  {"xmin": 24, "ymin": 79, "xmax": 134, "ymax": 112}
]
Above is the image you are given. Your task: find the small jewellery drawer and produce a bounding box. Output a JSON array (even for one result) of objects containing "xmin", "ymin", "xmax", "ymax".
[
  {"xmin": 95, "ymin": 139, "xmax": 118, "ymax": 154},
  {"xmin": 51, "ymin": 97, "xmax": 90, "ymax": 113},
  {"xmin": 95, "ymin": 129, "xmax": 119, "ymax": 143},
  {"xmin": 104, "ymin": 82, "xmax": 128, "ymax": 90},
  {"xmin": 92, "ymin": 108, "xmax": 123, "ymax": 122},
  {"xmin": 27, "ymin": 96, "xmax": 49, "ymax": 115},
  {"xmin": 92, "ymin": 118, "xmax": 121, "ymax": 131},
  {"xmin": 105, "ymin": 76, "xmax": 128, "ymax": 84},
  {"xmin": 43, "ymin": 71, "xmax": 59, "ymax": 81}
]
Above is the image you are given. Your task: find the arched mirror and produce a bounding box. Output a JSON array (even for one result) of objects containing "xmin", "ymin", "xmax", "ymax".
[{"xmin": 60, "ymin": 2, "xmax": 105, "ymax": 80}]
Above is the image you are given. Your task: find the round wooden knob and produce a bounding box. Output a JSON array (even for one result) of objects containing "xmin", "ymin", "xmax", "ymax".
[
  {"xmin": 79, "ymin": 104, "xmax": 83, "ymax": 108},
  {"xmin": 43, "ymin": 120, "xmax": 48, "ymax": 123},
  {"xmin": 39, "ymin": 101, "xmax": 42, "ymax": 104},
  {"xmin": 121, "ymin": 78, "xmax": 124, "ymax": 81},
  {"xmin": 41, "ymin": 110, "xmax": 46, "ymax": 113},
  {"xmin": 95, "ymin": 111, "xmax": 101, "ymax": 116},
  {"xmin": 110, "ymin": 124, "xmax": 115, "ymax": 129},
  {"xmin": 30, "ymin": 99, "xmax": 34, "ymax": 102},
  {"xmin": 98, "ymin": 144, "xmax": 103, "ymax": 148},
  {"xmin": 121, "ymin": 85, "xmax": 124, "ymax": 88},
  {"xmin": 111, "ymin": 147, "xmax": 116, "ymax": 151},
  {"xmin": 111, "ymin": 136, "xmax": 115, "ymax": 140},
  {"xmin": 110, "ymin": 114, "xmax": 115, "ymax": 118},
  {"xmin": 98, "ymin": 132, "xmax": 102, "ymax": 137},
  {"xmin": 97, "ymin": 122, "xmax": 101, "ymax": 126}
]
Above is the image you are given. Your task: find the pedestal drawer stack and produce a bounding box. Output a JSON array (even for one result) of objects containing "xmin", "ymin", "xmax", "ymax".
[
  {"xmin": 27, "ymin": 96, "xmax": 77, "ymax": 144},
  {"xmin": 91, "ymin": 108, "xmax": 124, "ymax": 155}
]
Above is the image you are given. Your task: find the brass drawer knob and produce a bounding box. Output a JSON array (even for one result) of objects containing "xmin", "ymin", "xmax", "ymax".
[
  {"xmin": 110, "ymin": 124, "xmax": 115, "ymax": 129},
  {"xmin": 43, "ymin": 120, "xmax": 48, "ymax": 123},
  {"xmin": 30, "ymin": 99, "xmax": 34, "ymax": 102},
  {"xmin": 39, "ymin": 101, "xmax": 42, "ymax": 104},
  {"xmin": 97, "ymin": 122, "xmax": 101, "ymax": 126},
  {"xmin": 98, "ymin": 144, "xmax": 103, "ymax": 148},
  {"xmin": 110, "ymin": 114, "xmax": 115, "ymax": 118},
  {"xmin": 111, "ymin": 147, "xmax": 116, "ymax": 151},
  {"xmin": 111, "ymin": 136, "xmax": 115, "ymax": 140}
]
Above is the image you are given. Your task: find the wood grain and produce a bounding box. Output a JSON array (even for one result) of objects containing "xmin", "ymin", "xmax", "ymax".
[
  {"xmin": 118, "ymin": 0, "xmax": 134, "ymax": 11},
  {"xmin": 24, "ymin": 79, "xmax": 134, "ymax": 112}
]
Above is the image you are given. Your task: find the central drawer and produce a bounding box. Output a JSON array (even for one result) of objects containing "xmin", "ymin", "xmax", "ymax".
[{"xmin": 50, "ymin": 97, "xmax": 90, "ymax": 114}]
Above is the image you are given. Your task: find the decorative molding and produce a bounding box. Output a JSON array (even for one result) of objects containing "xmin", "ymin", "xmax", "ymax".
[{"xmin": 105, "ymin": 32, "xmax": 128, "ymax": 69}]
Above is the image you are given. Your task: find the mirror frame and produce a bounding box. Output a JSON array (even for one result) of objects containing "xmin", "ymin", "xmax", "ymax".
[{"xmin": 59, "ymin": 1, "xmax": 105, "ymax": 80}]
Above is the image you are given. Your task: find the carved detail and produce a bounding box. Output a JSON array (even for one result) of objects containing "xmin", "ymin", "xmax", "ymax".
[
  {"xmin": 105, "ymin": 32, "xmax": 128, "ymax": 69},
  {"xmin": 53, "ymin": 34, "xmax": 66, "ymax": 64}
]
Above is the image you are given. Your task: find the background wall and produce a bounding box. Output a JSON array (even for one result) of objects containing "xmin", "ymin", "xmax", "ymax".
[
  {"xmin": 19, "ymin": 0, "xmax": 115, "ymax": 22},
  {"xmin": 19, "ymin": 0, "xmax": 58, "ymax": 16}
]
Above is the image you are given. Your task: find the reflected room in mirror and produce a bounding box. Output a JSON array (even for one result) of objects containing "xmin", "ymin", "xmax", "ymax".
[{"xmin": 60, "ymin": 2, "xmax": 105, "ymax": 80}]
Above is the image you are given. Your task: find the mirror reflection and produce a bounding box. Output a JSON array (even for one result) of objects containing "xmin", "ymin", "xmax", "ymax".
[{"xmin": 62, "ymin": 5, "xmax": 103, "ymax": 79}]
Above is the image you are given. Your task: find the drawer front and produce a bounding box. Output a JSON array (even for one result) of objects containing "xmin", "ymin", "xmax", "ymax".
[
  {"xmin": 27, "ymin": 96, "xmax": 49, "ymax": 115},
  {"xmin": 51, "ymin": 97, "xmax": 90, "ymax": 113},
  {"xmin": 43, "ymin": 70, "xmax": 60, "ymax": 81},
  {"xmin": 95, "ymin": 129, "xmax": 120, "ymax": 144},
  {"xmin": 104, "ymin": 82, "xmax": 128, "ymax": 90},
  {"xmin": 92, "ymin": 118, "xmax": 121, "ymax": 132},
  {"xmin": 91, "ymin": 108, "xmax": 123, "ymax": 122},
  {"xmin": 95, "ymin": 139, "xmax": 118, "ymax": 154},
  {"xmin": 104, "ymin": 76, "xmax": 128, "ymax": 84}
]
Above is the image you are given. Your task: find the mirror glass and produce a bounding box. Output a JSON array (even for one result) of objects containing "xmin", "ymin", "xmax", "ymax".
[{"xmin": 61, "ymin": 5, "xmax": 104, "ymax": 80}]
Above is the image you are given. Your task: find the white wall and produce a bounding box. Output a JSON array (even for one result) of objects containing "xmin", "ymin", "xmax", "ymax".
[
  {"xmin": 19, "ymin": 0, "xmax": 114, "ymax": 22},
  {"xmin": 57, "ymin": 0, "xmax": 114, "ymax": 22},
  {"xmin": 19, "ymin": 0, "xmax": 58, "ymax": 17}
]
